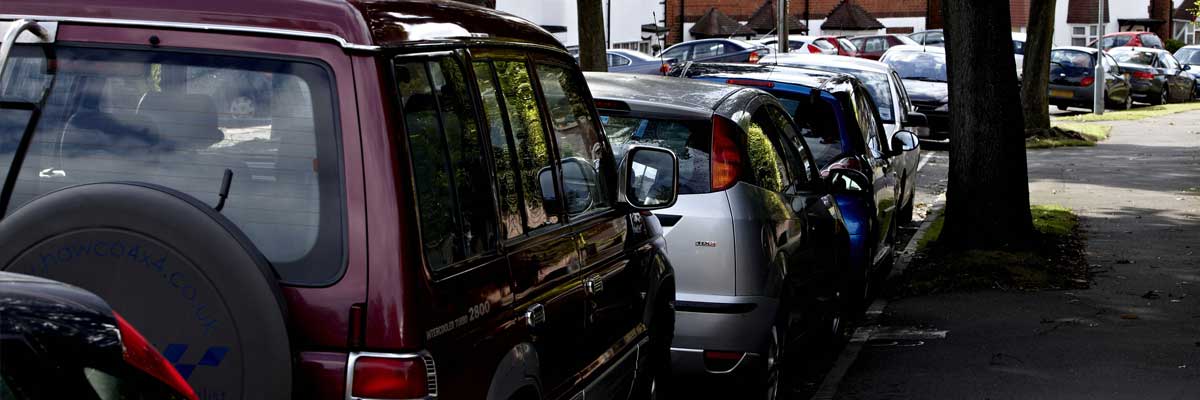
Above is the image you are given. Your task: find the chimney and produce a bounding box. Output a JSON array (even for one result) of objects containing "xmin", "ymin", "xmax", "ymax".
[{"xmin": 1149, "ymin": 0, "xmax": 1172, "ymax": 40}]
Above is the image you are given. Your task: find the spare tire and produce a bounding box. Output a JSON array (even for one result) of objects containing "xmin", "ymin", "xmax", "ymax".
[{"xmin": 0, "ymin": 182, "xmax": 291, "ymax": 399}]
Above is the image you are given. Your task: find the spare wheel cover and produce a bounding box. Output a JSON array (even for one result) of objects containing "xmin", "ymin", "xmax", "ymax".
[{"xmin": 0, "ymin": 182, "xmax": 291, "ymax": 399}]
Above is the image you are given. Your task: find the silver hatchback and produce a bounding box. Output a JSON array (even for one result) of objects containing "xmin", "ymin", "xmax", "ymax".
[{"xmin": 587, "ymin": 72, "xmax": 853, "ymax": 398}]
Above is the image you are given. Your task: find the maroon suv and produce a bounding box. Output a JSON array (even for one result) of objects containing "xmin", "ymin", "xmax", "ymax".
[{"xmin": 0, "ymin": 1, "xmax": 681, "ymax": 399}]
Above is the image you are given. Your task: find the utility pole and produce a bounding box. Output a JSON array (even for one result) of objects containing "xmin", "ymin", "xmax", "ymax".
[
  {"xmin": 1093, "ymin": 0, "xmax": 1105, "ymax": 115},
  {"xmin": 777, "ymin": 0, "xmax": 789, "ymax": 53},
  {"xmin": 804, "ymin": 0, "xmax": 810, "ymax": 35},
  {"xmin": 606, "ymin": 0, "xmax": 612, "ymax": 48}
]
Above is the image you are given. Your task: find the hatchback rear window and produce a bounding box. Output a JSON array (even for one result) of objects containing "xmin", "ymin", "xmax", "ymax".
[
  {"xmin": 1051, "ymin": 50, "xmax": 1095, "ymax": 69},
  {"xmin": 600, "ymin": 116, "xmax": 711, "ymax": 195},
  {"xmin": 0, "ymin": 45, "xmax": 343, "ymax": 286},
  {"xmin": 1111, "ymin": 50, "xmax": 1156, "ymax": 66}
]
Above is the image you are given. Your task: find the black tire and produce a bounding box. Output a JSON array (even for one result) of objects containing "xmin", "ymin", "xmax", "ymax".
[
  {"xmin": 898, "ymin": 185, "xmax": 915, "ymax": 225},
  {"xmin": 0, "ymin": 183, "xmax": 291, "ymax": 399},
  {"xmin": 1155, "ymin": 87, "xmax": 1169, "ymax": 105}
]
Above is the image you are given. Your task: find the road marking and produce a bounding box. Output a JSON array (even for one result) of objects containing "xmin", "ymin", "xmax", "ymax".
[{"xmin": 916, "ymin": 152, "xmax": 935, "ymax": 172}]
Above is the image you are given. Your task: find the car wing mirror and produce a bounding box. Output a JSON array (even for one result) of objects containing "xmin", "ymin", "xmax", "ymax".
[
  {"xmin": 891, "ymin": 130, "xmax": 919, "ymax": 153},
  {"xmin": 617, "ymin": 145, "xmax": 679, "ymax": 211}
]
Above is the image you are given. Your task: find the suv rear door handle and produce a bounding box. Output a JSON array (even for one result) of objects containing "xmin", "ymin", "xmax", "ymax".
[
  {"xmin": 584, "ymin": 274, "xmax": 604, "ymax": 296},
  {"xmin": 525, "ymin": 304, "xmax": 546, "ymax": 329}
]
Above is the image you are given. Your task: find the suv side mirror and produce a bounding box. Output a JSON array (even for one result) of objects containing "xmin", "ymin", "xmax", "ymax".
[
  {"xmin": 617, "ymin": 145, "xmax": 679, "ymax": 211},
  {"xmin": 890, "ymin": 130, "xmax": 919, "ymax": 154},
  {"xmin": 905, "ymin": 111, "xmax": 929, "ymax": 127},
  {"xmin": 822, "ymin": 167, "xmax": 870, "ymax": 194}
]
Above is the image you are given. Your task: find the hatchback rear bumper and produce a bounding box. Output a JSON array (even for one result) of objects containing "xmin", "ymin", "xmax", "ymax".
[{"xmin": 669, "ymin": 294, "xmax": 778, "ymax": 376}]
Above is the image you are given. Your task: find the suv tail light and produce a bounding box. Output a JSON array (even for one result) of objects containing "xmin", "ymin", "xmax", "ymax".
[
  {"xmin": 711, "ymin": 115, "xmax": 743, "ymax": 191},
  {"xmin": 348, "ymin": 353, "xmax": 436, "ymax": 399},
  {"xmin": 1079, "ymin": 76, "xmax": 1095, "ymax": 87},
  {"xmin": 1131, "ymin": 71, "xmax": 1154, "ymax": 80},
  {"xmin": 113, "ymin": 313, "xmax": 198, "ymax": 400},
  {"xmin": 748, "ymin": 50, "xmax": 761, "ymax": 64}
]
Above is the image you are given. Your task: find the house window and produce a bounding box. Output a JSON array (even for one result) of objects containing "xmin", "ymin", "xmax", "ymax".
[{"xmin": 1071, "ymin": 24, "xmax": 1099, "ymax": 46}]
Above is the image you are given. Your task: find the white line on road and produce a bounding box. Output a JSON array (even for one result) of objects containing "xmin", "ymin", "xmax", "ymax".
[{"xmin": 916, "ymin": 151, "xmax": 935, "ymax": 172}]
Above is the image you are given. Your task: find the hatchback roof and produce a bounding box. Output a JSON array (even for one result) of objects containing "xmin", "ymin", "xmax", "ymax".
[
  {"xmin": 1, "ymin": 0, "xmax": 560, "ymax": 51},
  {"xmin": 884, "ymin": 44, "xmax": 945, "ymax": 55},
  {"xmin": 585, "ymin": 72, "xmax": 743, "ymax": 113}
]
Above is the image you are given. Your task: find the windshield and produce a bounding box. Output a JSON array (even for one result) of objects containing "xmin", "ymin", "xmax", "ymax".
[
  {"xmin": 885, "ymin": 51, "xmax": 947, "ymax": 82},
  {"xmin": 0, "ymin": 45, "xmax": 344, "ymax": 285},
  {"xmin": 1176, "ymin": 48, "xmax": 1200, "ymax": 65},
  {"xmin": 819, "ymin": 67, "xmax": 895, "ymax": 123},
  {"xmin": 600, "ymin": 115, "xmax": 712, "ymax": 195},
  {"xmin": 1051, "ymin": 50, "xmax": 1095, "ymax": 69},
  {"xmin": 1111, "ymin": 50, "xmax": 1156, "ymax": 65}
]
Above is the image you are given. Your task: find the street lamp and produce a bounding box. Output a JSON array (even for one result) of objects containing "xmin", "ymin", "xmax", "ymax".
[{"xmin": 1093, "ymin": 0, "xmax": 1105, "ymax": 115}]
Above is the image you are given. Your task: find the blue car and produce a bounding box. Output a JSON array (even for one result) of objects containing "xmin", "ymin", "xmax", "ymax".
[{"xmin": 675, "ymin": 63, "xmax": 920, "ymax": 306}]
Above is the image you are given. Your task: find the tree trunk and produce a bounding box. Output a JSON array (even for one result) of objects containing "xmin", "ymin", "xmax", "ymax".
[
  {"xmin": 577, "ymin": 0, "xmax": 608, "ymax": 72},
  {"xmin": 941, "ymin": 0, "xmax": 1034, "ymax": 250},
  {"xmin": 1021, "ymin": 0, "xmax": 1056, "ymax": 132}
]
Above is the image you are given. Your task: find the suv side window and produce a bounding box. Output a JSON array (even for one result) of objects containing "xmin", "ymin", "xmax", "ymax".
[
  {"xmin": 395, "ymin": 57, "xmax": 498, "ymax": 271},
  {"xmin": 534, "ymin": 63, "xmax": 610, "ymax": 217},
  {"xmin": 745, "ymin": 110, "xmax": 794, "ymax": 192},
  {"xmin": 492, "ymin": 60, "xmax": 561, "ymax": 231}
]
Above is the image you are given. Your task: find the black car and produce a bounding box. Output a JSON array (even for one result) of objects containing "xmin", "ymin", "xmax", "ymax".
[
  {"xmin": 659, "ymin": 38, "xmax": 771, "ymax": 64},
  {"xmin": 1048, "ymin": 46, "xmax": 1133, "ymax": 111},
  {"xmin": 0, "ymin": 271, "xmax": 197, "ymax": 399},
  {"xmin": 880, "ymin": 45, "xmax": 949, "ymax": 139},
  {"xmin": 1109, "ymin": 46, "xmax": 1197, "ymax": 105}
]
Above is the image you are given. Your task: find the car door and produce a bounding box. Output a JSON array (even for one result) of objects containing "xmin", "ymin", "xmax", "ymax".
[
  {"xmin": 529, "ymin": 58, "xmax": 642, "ymax": 398},
  {"xmin": 1163, "ymin": 54, "xmax": 1189, "ymax": 101},
  {"xmin": 469, "ymin": 50, "xmax": 589, "ymax": 400},
  {"xmin": 1101, "ymin": 54, "xmax": 1129, "ymax": 103},
  {"xmin": 851, "ymin": 87, "xmax": 898, "ymax": 261}
]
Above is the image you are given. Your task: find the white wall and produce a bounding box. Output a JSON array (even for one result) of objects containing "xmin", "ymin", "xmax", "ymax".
[{"xmin": 497, "ymin": 0, "xmax": 665, "ymax": 52}]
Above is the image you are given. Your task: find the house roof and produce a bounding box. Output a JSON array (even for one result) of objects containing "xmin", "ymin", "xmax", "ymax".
[
  {"xmin": 745, "ymin": 0, "xmax": 808, "ymax": 34},
  {"xmin": 1176, "ymin": 2, "xmax": 1198, "ymax": 21},
  {"xmin": 690, "ymin": 7, "xmax": 756, "ymax": 38},
  {"xmin": 821, "ymin": 0, "xmax": 885, "ymax": 31},
  {"xmin": 1066, "ymin": 0, "xmax": 1111, "ymax": 24}
]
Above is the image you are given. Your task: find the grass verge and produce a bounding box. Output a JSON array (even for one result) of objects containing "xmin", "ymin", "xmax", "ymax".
[
  {"xmin": 894, "ymin": 205, "xmax": 1088, "ymax": 297},
  {"xmin": 1053, "ymin": 102, "xmax": 1200, "ymax": 122},
  {"xmin": 1025, "ymin": 123, "xmax": 1112, "ymax": 149}
]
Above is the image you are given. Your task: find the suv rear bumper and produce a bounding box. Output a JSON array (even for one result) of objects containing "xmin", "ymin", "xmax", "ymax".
[{"xmin": 669, "ymin": 294, "xmax": 778, "ymax": 376}]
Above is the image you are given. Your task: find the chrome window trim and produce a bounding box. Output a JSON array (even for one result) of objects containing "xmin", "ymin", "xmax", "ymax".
[
  {"xmin": 345, "ymin": 351, "xmax": 438, "ymax": 400},
  {"xmin": 0, "ymin": 14, "xmax": 381, "ymax": 52}
]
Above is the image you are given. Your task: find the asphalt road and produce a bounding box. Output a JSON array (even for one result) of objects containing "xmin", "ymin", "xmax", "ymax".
[{"xmin": 831, "ymin": 110, "xmax": 1200, "ymax": 399}]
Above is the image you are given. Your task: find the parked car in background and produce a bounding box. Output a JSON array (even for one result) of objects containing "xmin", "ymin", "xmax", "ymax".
[
  {"xmin": 909, "ymin": 30, "xmax": 1026, "ymax": 78},
  {"xmin": 1174, "ymin": 45, "xmax": 1200, "ymax": 99},
  {"xmin": 0, "ymin": 272, "xmax": 197, "ymax": 400},
  {"xmin": 849, "ymin": 34, "xmax": 919, "ymax": 60},
  {"xmin": 660, "ymin": 38, "xmax": 771, "ymax": 64},
  {"xmin": 0, "ymin": 3, "xmax": 682, "ymax": 400},
  {"xmin": 587, "ymin": 71, "xmax": 853, "ymax": 399},
  {"xmin": 881, "ymin": 45, "xmax": 950, "ymax": 139},
  {"xmin": 758, "ymin": 53, "xmax": 924, "ymax": 224},
  {"xmin": 1047, "ymin": 46, "xmax": 1133, "ymax": 111},
  {"xmin": 1108, "ymin": 46, "xmax": 1196, "ymax": 104},
  {"xmin": 755, "ymin": 35, "xmax": 837, "ymax": 54},
  {"xmin": 675, "ymin": 63, "xmax": 919, "ymax": 313},
  {"xmin": 602, "ymin": 48, "xmax": 674, "ymax": 75},
  {"xmin": 908, "ymin": 30, "xmax": 945, "ymax": 47},
  {"xmin": 1092, "ymin": 31, "xmax": 1165, "ymax": 50}
]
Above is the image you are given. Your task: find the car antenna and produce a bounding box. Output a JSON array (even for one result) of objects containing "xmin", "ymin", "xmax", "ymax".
[{"xmin": 214, "ymin": 168, "xmax": 233, "ymax": 212}]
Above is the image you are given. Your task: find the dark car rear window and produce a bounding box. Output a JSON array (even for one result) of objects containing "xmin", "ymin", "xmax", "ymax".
[
  {"xmin": 0, "ymin": 45, "xmax": 343, "ymax": 286},
  {"xmin": 1111, "ymin": 50, "xmax": 1156, "ymax": 65},
  {"xmin": 1051, "ymin": 50, "xmax": 1095, "ymax": 69},
  {"xmin": 600, "ymin": 115, "xmax": 711, "ymax": 195}
]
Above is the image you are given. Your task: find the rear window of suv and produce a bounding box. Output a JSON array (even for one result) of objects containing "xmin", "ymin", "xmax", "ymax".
[{"xmin": 0, "ymin": 45, "xmax": 343, "ymax": 286}]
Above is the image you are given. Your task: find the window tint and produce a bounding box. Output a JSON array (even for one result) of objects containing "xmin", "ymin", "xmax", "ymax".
[
  {"xmin": 693, "ymin": 42, "xmax": 725, "ymax": 59},
  {"xmin": 602, "ymin": 116, "xmax": 710, "ymax": 195},
  {"xmin": 474, "ymin": 62, "xmax": 524, "ymax": 239},
  {"xmin": 534, "ymin": 63, "xmax": 609, "ymax": 217},
  {"xmin": 865, "ymin": 38, "xmax": 886, "ymax": 52},
  {"xmin": 0, "ymin": 45, "xmax": 342, "ymax": 285},
  {"xmin": 777, "ymin": 94, "xmax": 845, "ymax": 168},
  {"xmin": 396, "ymin": 57, "xmax": 498, "ymax": 270},
  {"xmin": 745, "ymin": 111, "xmax": 792, "ymax": 192},
  {"xmin": 494, "ymin": 60, "xmax": 559, "ymax": 230}
]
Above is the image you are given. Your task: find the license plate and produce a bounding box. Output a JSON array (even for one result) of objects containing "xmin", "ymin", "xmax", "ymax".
[{"xmin": 1050, "ymin": 89, "xmax": 1073, "ymax": 98}]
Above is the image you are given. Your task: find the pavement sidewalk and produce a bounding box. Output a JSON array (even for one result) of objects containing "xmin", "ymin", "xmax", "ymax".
[{"xmin": 831, "ymin": 111, "xmax": 1200, "ymax": 399}]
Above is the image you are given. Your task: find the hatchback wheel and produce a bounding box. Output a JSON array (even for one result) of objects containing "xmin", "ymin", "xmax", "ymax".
[{"xmin": 762, "ymin": 325, "xmax": 782, "ymax": 400}]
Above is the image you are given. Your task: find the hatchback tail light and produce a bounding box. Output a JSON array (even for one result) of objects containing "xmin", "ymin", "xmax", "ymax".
[
  {"xmin": 1131, "ymin": 71, "xmax": 1154, "ymax": 80},
  {"xmin": 711, "ymin": 116, "xmax": 743, "ymax": 191},
  {"xmin": 349, "ymin": 353, "xmax": 434, "ymax": 399},
  {"xmin": 1079, "ymin": 76, "xmax": 1095, "ymax": 87},
  {"xmin": 748, "ymin": 50, "xmax": 761, "ymax": 64},
  {"xmin": 113, "ymin": 313, "xmax": 198, "ymax": 400}
]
